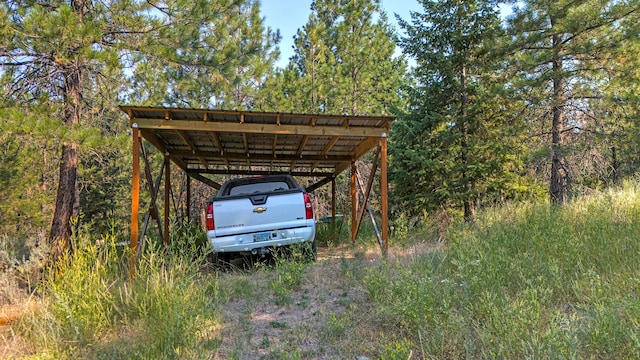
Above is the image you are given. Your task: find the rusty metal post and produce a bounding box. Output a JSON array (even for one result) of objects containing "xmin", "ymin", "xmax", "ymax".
[
  {"xmin": 350, "ymin": 162, "xmax": 357, "ymax": 243},
  {"xmin": 380, "ymin": 133, "xmax": 389, "ymax": 254},
  {"xmin": 130, "ymin": 126, "xmax": 140, "ymax": 273}
]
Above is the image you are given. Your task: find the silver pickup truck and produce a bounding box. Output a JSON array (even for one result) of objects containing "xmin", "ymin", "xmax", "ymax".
[{"xmin": 205, "ymin": 175, "xmax": 316, "ymax": 262}]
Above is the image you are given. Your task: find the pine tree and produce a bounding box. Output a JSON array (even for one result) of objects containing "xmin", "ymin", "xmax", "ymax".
[
  {"xmin": 0, "ymin": 0, "xmax": 279, "ymax": 260},
  {"xmin": 259, "ymin": 0, "xmax": 406, "ymax": 115},
  {"xmin": 503, "ymin": 0, "xmax": 640, "ymax": 203},
  {"xmin": 392, "ymin": 0, "xmax": 519, "ymax": 221}
]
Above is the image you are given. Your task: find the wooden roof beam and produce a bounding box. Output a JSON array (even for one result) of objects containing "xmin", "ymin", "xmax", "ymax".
[
  {"xmin": 195, "ymin": 169, "xmax": 334, "ymax": 177},
  {"xmin": 177, "ymin": 130, "xmax": 209, "ymax": 169},
  {"xmin": 306, "ymin": 175, "xmax": 336, "ymax": 193},
  {"xmin": 170, "ymin": 150, "xmax": 351, "ymax": 162},
  {"xmin": 186, "ymin": 170, "xmax": 221, "ymax": 190},
  {"xmin": 290, "ymin": 135, "xmax": 309, "ymax": 171},
  {"xmin": 139, "ymin": 129, "xmax": 167, "ymax": 154},
  {"xmin": 132, "ymin": 118, "xmax": 387, "ymax": 138},
  {"xmin": 209, "ymin": 132, "xmax": 228, "ymax": 168},
  {"xmin": 311, "ymin": 135, "xmax": 340, "ymax": 171},
  {"xmin": 120, "ymin": 106, "xmax": 394, "ymax": 122}
]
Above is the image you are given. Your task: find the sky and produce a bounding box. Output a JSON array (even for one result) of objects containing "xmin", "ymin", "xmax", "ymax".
[{"xmin": 259, "ymin": 0, "xmax": 423, "ymax": 68}]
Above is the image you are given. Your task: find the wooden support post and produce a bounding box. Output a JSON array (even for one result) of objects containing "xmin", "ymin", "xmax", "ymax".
[
  {"xmin": 130, "ymin": 127, "xmax": 140, "ymax": 272},
  {"xmin": 350, "ymin": 162, "xmax": 357, "ymax": 243},
  {"xmin": 164, "ymin": 154, "xmax": 170, "ymax": 246},
  {"xmin": 186, "ymin": 173, "xmax": 191, "ymax": 223},
  {"xmin": 380, "ymin": 134, "xmax": 389, "ymax": 254}
]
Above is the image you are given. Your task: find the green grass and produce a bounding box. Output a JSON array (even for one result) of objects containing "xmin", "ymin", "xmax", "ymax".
[
  {"xmin": 17, "ymin": 231, "xmax": 221, "ymax": 359},
  {"xmin": 5, "ymin": 182, "xmax": 640, "ymax": 358},
  {"xmin": 364, "ymin": 181, "xmax": 640, "ymax": 359}
]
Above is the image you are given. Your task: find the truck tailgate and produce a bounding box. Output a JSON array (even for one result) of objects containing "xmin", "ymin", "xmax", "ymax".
[{"xmin": 212, "ymin": 191, "xmax": 309, "ymax": 237}]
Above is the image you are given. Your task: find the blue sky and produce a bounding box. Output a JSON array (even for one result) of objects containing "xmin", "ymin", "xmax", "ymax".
[{"xmin": 259, "ymin": 0, "xmax": 423, "ymax": 67}]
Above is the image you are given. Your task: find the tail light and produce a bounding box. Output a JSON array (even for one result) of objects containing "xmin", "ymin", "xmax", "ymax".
[
  {"xmin": 206, "ymin": 203, "xmax": 215, "ymax": 230},
  {"xmin": 303, "ymin": 193, "xmax": 314, "ymax": 220}
]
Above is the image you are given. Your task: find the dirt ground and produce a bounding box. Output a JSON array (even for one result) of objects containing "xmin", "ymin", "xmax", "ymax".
[{"xmin": 211, "ymin": 246, "xmax": 383, "ymax": 359}]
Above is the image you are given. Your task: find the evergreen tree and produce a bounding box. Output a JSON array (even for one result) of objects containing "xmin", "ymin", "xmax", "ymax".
[
  {"xmin": 392, "ymin": 0, "xmax": 519, "ymax": 221},
  {"xmin": 503, "ymin": 0, "xmax": 640, "ymax": 202},
  {"xmin": 125, "ymin": 0, "xmax": 280, "ymax": 109},
  {"xmin": 258, "ymin": 0, "xmax": 406, "ymax": 115},
  {"xmin": 255, "ymin": 0, "xmax": 406, "ymax": 227},
  {"xmin": 600, "ymin": 10, "xmax": 640, "ymax": 180},
  {"xmin": 0, "ymin": 0, "xmax": 279, "ymax": 260}
]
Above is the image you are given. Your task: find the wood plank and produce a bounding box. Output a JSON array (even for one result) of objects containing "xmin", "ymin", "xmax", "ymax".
[
  {"xmin": 186, "ymin": 170, "xmax": 222, "ymax": 190},
  {"xmin": 194, "ymin": 169, "xmax": 334, "ymax": 177},
  {"xmin": 130, "ymin": 128, "xmax": 140, "ymax": 259},
  {"xmin": 350, "ymin": 162, "xmax": 357, "ymax": 243},
  {"xmin": 164, "ymin": 155, "xmax": 170, "ymax": 247},
  {"xmin": 169, "ymin": 149, "xmax": 352, "ymax": 162},
  {"xmin": 120, "ymin": 106, "xmax": 394, "ymax": 123},
  {"xmin": 380, "ymin": 137, "xmax": 389, "ymax": 254},
  {"xmin": 305, "ymin": 175, "xmax": 335, "ymax": 193},
  {"xmin": 133, "ymin": 118, "xmax": 387, "ymax": 138},
  {"xmin": 177, "ymin": 130, "xmax": 209, "ymax": 169},
  {"xmin": 311, "ymin": 136, "xmax": 340, "ymax": 171}
]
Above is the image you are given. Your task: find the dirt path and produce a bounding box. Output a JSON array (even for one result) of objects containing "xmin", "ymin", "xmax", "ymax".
[{"xmin": 211, "ymin": 247, "xmax": 383, "ymax": 359}]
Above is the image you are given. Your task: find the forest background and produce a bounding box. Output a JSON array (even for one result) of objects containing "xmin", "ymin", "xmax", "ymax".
[{"xmin": 1, "ymin": 0, "xmax": 640, "ymax": 252}]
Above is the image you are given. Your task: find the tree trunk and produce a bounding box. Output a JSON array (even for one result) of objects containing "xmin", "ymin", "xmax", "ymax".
[
  {"xmin": 549, "ymin": 19, "xmax": 566, "ymax": 204},
  {"xmin": 460, "ymin": 63, "xmax": 475, "ymax": 222},
  {"xmin": 49, "ymin": 143, "xmax": 79, "ymax": 263},
  {"xmin": 48, "ymin": 0, "xmax": 85, "ymax": 261}
]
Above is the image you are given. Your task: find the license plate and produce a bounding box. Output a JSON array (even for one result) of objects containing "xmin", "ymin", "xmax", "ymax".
[{"xmin": 253, "ymin": 232, "xmax": 271, "ymax": 242}]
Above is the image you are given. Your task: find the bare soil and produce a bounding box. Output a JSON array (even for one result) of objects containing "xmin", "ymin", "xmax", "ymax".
[{"xmin": 211, "ymin": 246, "xmax": 383, "ymax": 359}]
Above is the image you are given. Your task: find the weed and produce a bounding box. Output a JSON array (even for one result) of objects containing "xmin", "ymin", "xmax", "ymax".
[
  {"xmin": 16, "ymin": 230, "xmax": 222, "ymax": 359},
  {"xmin": 269, "ymin": 320, "xmax": 287, "ymax": 329},
  {"xmin": 6, "ymin": 182, "xmax": 640, "ymax": 359},
  {"xmin": 364, "ymin": 182, "xmax": 640, "ymax": 358},
  {"xmin": 269, "ymin": 254, "xmax": 308, "ymax": 305},
  {"xmin": 381, "ymin": 337, "xmax": 413, "ymax": 360}
]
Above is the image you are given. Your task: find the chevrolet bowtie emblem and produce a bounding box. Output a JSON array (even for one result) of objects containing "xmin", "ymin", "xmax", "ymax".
[{"xmin": 253, "ymin": 207, "xmax": 267, "ymax": 213}]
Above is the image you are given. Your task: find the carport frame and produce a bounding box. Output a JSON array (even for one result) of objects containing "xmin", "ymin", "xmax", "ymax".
[{"xmin": 121, "ymin": 106, "xmax": 394, "ymax": 258}]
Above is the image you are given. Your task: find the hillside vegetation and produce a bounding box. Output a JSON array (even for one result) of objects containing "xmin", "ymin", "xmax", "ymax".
[{"xmin": 1, "ymin": 182, "xmax": 639, "ymax": 359}]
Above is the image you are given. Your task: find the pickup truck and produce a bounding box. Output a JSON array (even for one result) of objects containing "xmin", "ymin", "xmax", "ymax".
[{"xmin": 205, "ymin": 175, "xmax": 316, "ymax": 262}]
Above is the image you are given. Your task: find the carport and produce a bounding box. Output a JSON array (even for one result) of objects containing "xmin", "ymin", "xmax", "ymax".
[{"xmin": 120, "ymin": 106, "xmax": 394, "ymax": 256}]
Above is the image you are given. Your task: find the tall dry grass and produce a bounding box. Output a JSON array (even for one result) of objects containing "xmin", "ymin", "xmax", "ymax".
[
  {"xmin": 364, "ymin": 181, "xmax": 640, "ymax": 358},
  {"xmin": 13, "ymin": 228, "xmax": 221, "ymax": 359}
]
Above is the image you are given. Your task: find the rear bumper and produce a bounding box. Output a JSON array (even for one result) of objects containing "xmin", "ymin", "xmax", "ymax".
[{"xmin": 207, "ymin": 226, "xmax": 315, "ymax": 254}]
